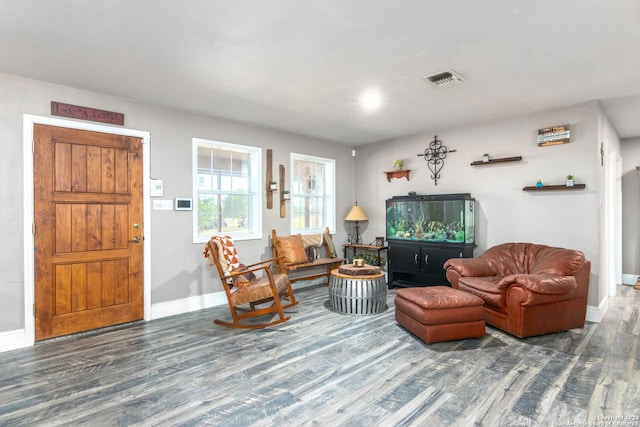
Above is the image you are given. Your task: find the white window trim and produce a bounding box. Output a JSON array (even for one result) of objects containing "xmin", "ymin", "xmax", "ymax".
[
  {"xmin": 290, "ymin": 153, "xmax": 336, "ymax": 234},
  {"xmin": 192, "ymin": 138, "xmax": 262, "ymax": 242}
]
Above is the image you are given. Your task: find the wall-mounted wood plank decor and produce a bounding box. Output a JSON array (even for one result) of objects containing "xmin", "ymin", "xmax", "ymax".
[
  {"xmin": 279, "ymin": 164, "xmax": 286, "ymax": 218},
  {"xmin": 266, "ymin": 149, "xmax": 273, "ymax": 209}
]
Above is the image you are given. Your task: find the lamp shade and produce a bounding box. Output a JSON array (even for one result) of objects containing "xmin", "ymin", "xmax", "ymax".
[{"xmin": 345, "ymin": 204, "xmax": 368, "ymax": 221}]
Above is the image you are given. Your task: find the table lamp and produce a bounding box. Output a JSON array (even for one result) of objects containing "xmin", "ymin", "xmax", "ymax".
[{"xmin": 345, "ymin": 202, "xmax": 368, "ymax": 244}]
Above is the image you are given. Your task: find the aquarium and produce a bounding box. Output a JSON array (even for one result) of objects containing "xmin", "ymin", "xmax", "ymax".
[{"xmin": 385, "ymin": 193, "xmax": 475, "ymax": 244}]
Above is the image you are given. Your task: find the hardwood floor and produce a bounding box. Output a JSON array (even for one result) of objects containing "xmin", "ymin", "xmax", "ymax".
[{"xmin": 0, "ymin": 284, "xmax": 638, "ymax": 426}]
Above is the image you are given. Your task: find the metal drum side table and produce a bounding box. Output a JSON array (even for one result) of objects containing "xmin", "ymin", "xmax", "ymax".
[{"xmin": 328, "ymin": 265, "xmax": 387, "ymax": 315}]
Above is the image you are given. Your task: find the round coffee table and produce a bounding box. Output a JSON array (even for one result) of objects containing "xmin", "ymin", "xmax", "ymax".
[{"xmin": 328, "ymin": 264, "xmax": 387, "ymax": 315}]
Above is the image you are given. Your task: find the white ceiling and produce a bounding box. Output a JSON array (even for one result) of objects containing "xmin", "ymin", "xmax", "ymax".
[{"xmin": 1, "ymin": 0, "xmax": 639, "ymax": 145}]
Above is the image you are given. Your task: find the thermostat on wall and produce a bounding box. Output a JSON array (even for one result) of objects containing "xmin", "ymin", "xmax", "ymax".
[{"xmin": 175, "ymin": 198, "xmax": 192, "ymax": 210}]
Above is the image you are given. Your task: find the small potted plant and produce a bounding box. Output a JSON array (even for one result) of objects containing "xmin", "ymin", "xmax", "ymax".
[
  {"xmin": 393, "ymin": 159, "xmax": 404, "ymax": 170},
  {"xmin": 282, "ymin": 190, "xmax": 290, "ymax": 200},
  {"xmin": 482, "ymin": 153, "xmax": 490, "ymax": 163},
  {"xmin": 269, "ymin": 181, "xmax": 278, "ymax": 191},
  {"xmin": 566, "ymin": 174, "xmax": 574, "ymax": 187}
]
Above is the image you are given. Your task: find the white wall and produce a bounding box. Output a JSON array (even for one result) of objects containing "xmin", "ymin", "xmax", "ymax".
[
  {"xmin": 354, "ymin": 101, "xmax": 605, "ymax": 308},
  {"xmin": 0, "ymin": 72, "xmax": 353, "ymax": 339}
]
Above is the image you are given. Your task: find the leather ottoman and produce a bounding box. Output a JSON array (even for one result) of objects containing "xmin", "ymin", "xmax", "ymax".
[{"xmin": 395, "ymin": 286, "xmax": 485, "ymax": 344}]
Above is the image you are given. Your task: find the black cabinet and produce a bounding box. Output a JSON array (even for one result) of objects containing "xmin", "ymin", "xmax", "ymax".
[
  {"xmin": 386, "ymin": 193, "xmax": 476, "ymax": 288},
  {"xmin": 388, "ymin": 241, "xmax": 473, "ymax": 287}
]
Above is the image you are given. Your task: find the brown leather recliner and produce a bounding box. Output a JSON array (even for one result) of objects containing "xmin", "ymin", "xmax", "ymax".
[{"xmin": 444, "ymin": 242, "xmax": 590, "ymax": 338}]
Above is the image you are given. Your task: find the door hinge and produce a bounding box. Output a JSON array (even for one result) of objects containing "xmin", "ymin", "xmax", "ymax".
[
  {"xmin": 32, "ymin": 222, "xmax": 35, "ymax": 235},
  {"xmin": 33, "ymin": 304, "xmax": 35, "ymax": 317},
  {"xmin": 32, "ymin": 140, "xmax": 35, "ymax": 153}
]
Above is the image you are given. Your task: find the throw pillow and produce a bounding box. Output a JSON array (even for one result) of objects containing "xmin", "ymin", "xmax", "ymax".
[{"xmin": 276, "ymin": 234, "xmax": 308, "ymax": 265}]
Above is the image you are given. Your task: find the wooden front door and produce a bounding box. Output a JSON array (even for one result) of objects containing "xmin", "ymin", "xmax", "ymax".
[{"xmin": 34, "ymin": 124, "xmax": 144, "ymax": 340}]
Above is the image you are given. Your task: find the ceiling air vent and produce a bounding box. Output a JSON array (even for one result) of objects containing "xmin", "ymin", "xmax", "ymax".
[{"xmin": 423, "ymin": 70, "xmax": 465, "ymax": 87}]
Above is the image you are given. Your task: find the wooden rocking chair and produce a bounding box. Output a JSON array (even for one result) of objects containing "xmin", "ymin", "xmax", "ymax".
[{"xmin": 203, "ymin": 236, "xmax": 299, "ymax": 329}]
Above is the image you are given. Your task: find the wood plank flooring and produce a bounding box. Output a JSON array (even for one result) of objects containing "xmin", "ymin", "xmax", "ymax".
[{"xmin": 0, "ymin": 284, "xmax": 638, "ymax": 426}]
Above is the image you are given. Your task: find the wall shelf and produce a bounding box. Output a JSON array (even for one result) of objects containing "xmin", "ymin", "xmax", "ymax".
[
  {"xmin": 523, "ymin": 184, "xmax": 586, "ymax": 191},
  {"xmin": 471, "ymin": 156, "xmax": 522, "ymax": 166},
  {"xmin": 384, "ymin": 169, "xmax": 411, "ymax": 182}
]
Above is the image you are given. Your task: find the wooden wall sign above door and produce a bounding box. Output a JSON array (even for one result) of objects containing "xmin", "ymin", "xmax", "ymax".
[{"xmin": 51, "ymin": 101, "xmax": 125, "ymax": 125}]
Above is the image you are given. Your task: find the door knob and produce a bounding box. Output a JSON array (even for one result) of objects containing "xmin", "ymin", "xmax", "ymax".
[{"xmin": 129, "ymin": 236, "xmax": 141, "ymax": 243}]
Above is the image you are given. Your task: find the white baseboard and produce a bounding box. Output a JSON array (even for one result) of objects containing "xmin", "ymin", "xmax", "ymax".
[
  {"xmin": 586, "ymin": 297, "xmax": 608, "ymax": 324},
  {"xmin": 150, "ymin": 291, "xmax": 228, "ymax": 320},
  {"xmin": 0, "ymin": 329, "xmax": 28, "ymax": 353}
]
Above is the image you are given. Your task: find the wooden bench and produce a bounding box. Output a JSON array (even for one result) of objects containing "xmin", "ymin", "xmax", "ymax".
[{"xmin": 271, "ymin": 227, "xmax": 345, "ymax": 285}]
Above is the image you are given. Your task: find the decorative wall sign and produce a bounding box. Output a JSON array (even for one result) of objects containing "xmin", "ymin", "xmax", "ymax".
[
  {"xmin": 51, "ymin": 101, "xmax": 124, "ymax": 125},
  {"xmin": 417, "ymin": 135, "xmax": 456, "ymax": 185},
  {"xmin": 537, "ymin": 125, "xmax": 570, "ymax": 146}
]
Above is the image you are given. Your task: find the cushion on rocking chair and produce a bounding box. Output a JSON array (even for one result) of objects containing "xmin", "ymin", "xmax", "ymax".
[{"xmin": 229, "ymin": 273, "xmax": 290, "ymax": 306}]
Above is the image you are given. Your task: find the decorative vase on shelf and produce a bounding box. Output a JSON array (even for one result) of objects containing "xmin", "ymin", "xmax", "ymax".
[
  {"xmin": 566, "ymin": 175, "xmax": 574, "ymax": 187},
  {"xmin": 536, "ymin": 179, "xmax": 544, "ymax": 188},
  {"xmin": 482, "ymin": 154, "xmax": 490, "ymax": 163},
  {"xmin": 269, "ymin": 182, "xmax": 278, "ymax": 191},
  {"xmin": 393, "ymin": 159, "xmax": 404, "ymax": 170}
]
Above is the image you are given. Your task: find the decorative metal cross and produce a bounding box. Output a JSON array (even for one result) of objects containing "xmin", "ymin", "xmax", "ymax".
[{"xmin": 417, "ymin": 135, "xmax": 456, "ymax": 185}]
